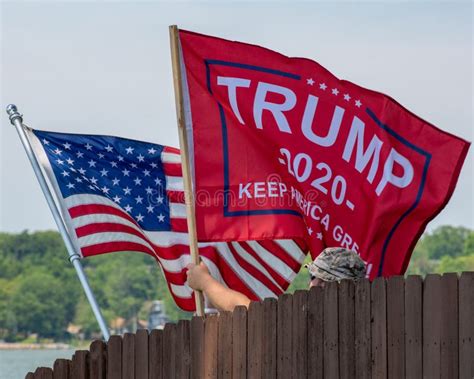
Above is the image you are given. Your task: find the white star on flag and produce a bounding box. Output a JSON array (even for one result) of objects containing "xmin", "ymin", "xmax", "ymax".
[
  {"xmin": 319, "ymin": 83, "xmax": 327, "ymax": 90},
  {"xmin": 332, "ymin": 88, "xmax": 339, "ymax": 95},
  {"xmin": 306, "ymin": 78, "xmax": 315, "ymax": 86}
]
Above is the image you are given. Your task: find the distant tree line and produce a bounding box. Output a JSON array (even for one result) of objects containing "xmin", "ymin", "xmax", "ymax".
[
  {"xmin": 0, "ymin": 225, "xmax": 472, "ymax": 341},
  {"xmin": 0, "ymin": 231, "xmax": 188, "ymax": 342}
]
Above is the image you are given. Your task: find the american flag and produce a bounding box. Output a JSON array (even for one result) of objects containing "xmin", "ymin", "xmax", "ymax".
[{"xmin": 27, "ymin": 127, "xmax": 307, "ymax": 311}]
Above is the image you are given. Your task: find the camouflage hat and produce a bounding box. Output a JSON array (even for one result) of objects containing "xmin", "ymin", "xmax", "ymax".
[{"xmin": 305, "ymin": 247, "xmax": 366, "ymax": 282}]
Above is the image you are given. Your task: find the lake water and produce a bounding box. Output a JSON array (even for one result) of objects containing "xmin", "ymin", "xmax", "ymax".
[{"xmin": 0, "ymin": 349, "xmax": 76, "ymax": 379}]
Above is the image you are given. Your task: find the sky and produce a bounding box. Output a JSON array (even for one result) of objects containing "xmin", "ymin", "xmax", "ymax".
[{"xmin": 0, "ymin": 1, "xmax": 472, "ymax": 233}]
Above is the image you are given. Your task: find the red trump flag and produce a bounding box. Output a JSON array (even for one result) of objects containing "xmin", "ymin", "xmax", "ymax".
[{"xmin": 177, "ymin": 29, "xmax": 470, "ymax": 278}]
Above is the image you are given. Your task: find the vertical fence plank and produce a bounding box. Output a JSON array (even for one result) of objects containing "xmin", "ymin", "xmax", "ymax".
[
  {"xmin": 386, "ymin": 276, "xmax": 405, "ymax": 379},
  {"xmin": 217, "ymin": 311, "xmax": 232, "ymax": 379},
  {"xmin": 107, "ymin": 335, "xmax": 122, "ymax": 379},
  {"xmin": 175, "ymin": 322, "xmax": 185, "ymax": 379},
  {"xmin": 248, "ymin": 301, "xmax": 264, "ymax": 378},
  {"xmin": 371, "ymin": 277, "xmax": 387, "ymax": 379},
  {"xmin": 135, "ymin": 329, "xmax": 149, "ymax": 379},
  {"xmin": 324, "ymin": 281, "xmax": 339, "ymax": 378},
  {"xmin": 204, "ymin": 315, "xmax": 218, "ymax": 378},
  {"xmin": 355, "ymin": 279, "xmax": 371, "ymax": 379},
  {"xmin": 53, "ymin": 359, "xmax": 71, "ymax": 379},
  {"xmin": 34, "ymin": 368, "xmax": 53, "ymax": 379},
  {"xmin": 459, "ymin": 272, "xmax": 474, "ymax": 379},
  {"xmin": 440, "ymin": 273, "xmax": 459, "ymax": 379},
  {"xmin": 292, "ymin": 290, "xmax": 308, "ymax": 379},
  {"xmin": 72, "ymin": 351, "xmax": 89, "ymax": 379},
  {"xmin": 307, "ymin": 285, "xmax": 324, "ymax": 379},
  {"xmin": 89, "ymin": 340, "xmax": 106, "ymax": 379},
  {"xmin": 423, "ymin": 274, "xmax": 441, "ymax": 378},
  {"xmin": 122, "ymin": 333, "xmax": 135, "ymax": 379},
  {"xmin": 339, "ymin": 280, "xmax": 355, "ymax": 379},
  {"xmin": 177, "ymin": 320, "xmax": 191, "ymax": 378},
  {"xmin": 149, "ymin": 329, "xmax": 163, "ymax": 379},
  {"xmin": 277, "ymin": 293, "xmax": 293, "ymax": 379},
  {"xmin": 232, "ymin": 306, "xmax": 247, "ymax": 379},
  {"xmin": 190, "ymin": 316, "xmax": 205, "ymax": 379},
  {"xmin": 404, "ymin": 275, "xmax": 422, "ymax": 379},
  {"xmin": 262, "ymin": 298, "xmax": 277, "ymax": 379},
  {"xmin": 162, "ymin": 323, "xmax": 176, "ymax": 379}
]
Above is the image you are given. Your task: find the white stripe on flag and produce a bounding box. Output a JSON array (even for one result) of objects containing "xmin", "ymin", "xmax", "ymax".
[
  {"xmin": 165, "ymin": 175, "xmax": 184, "ymax": 191},
  {"xmin": 275, "ymin": 239, "xmax": 306, "ymax": 262},
  {"xmin": 247, "ymin": 241, "xmax": 297, "ymax": 282},
  {"xmin": 170, "ymin": 203, "xmax": 186, "ymax": 218},
  {"xmin": 77, "ymin": 232, "xmax": 156, "ymax": 253},
  {"xmin": 162, "ymin": 152, "xmax": 181, "ymax": 164},
  {"xmin": 216, "ymin": 243, "xmax": 276, "ymax": 300},
  {"xmin": 231, "ymin": 242, "xmax": 284, "ymax": 292},
  {"xmin": 170, "ymin": 283, "xmax": 193, "ymax": 299}
]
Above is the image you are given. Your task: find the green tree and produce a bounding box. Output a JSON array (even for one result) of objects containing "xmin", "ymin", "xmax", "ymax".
[
  {"xmin": 422, "ymin": 225, "xmax": 470, "ymax": 259},
  {"xmin": 10, "ymin": 271, "xmax": 75, "ymax": 338},
  {"xmin": 435, "ymin": 255, "xmax": 474, "ymax": 273}
]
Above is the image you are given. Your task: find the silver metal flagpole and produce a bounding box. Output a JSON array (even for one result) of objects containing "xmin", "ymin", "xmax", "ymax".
[{"xmin": 6, "ymin": 104, "xmax": 110, "ymax": 341}]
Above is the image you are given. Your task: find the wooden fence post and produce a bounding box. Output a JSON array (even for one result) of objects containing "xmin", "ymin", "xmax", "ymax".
[
  {"xmin": 440, "ymin": 273, "xmax": 459, "ymax": 378},
  {"xmin": 354, "ymin": 278, "xmax": 371, "ymax": 379},
  {"xmin": 190, "ymin": 316, "xmax": 205, "ymax": 379},
  {"xmin": 89, "ymin": 340, "xmax": 106, "ymax": 379},
  {"xmin": 404, "ymin": 275, "xmax": 422, "ymax": 379},
  {"xmin": 277, "ymin": 293, "xmax": 293, "ymax": 379},
  {"xmin": 135, "ymin": 329, "xmax": 149, "ymax": 379},
  {"xmin": 387, "ymin": 276, "xmax": 405, "ymax": 378},
  {"xmin": 162, "ymin": 323, "xmax": 177, "ymax": 378},
  {"xmin": 34, "ymin": 367, "xmax": 53, "ymax": 379},
  {"xmin": 232, "ymin": 306, "xmax": 247, "ymax": 379},
  {"xmin": 107, "ymin": 335, "xmax": 122, "ymax": 379},
  {"xmin": 307, "ymin": 285, "xmax": 324, "ymax": 379},
  {"xmin": 203, "ymin": 315, "xmax": 218, "ymax": 378},
  {"xmin": 324, "ymin": 281, "xmax": 339, "ymax": 378},
  {"xmin": 72, "ymin": 350, "xmax": 89, "ymax": 379},
  {"xmin": 122, "ymin": 333, "xmax": 135, "ymax": 379},
  {"xmin": 459, "ymin": 272, "xmax": 474, "ymax": 379},
  {"xmin": 423, "ymin": 274, "xmax": 441, "ymax": 378},
  {"xmin": 262, "ymin": 298, "xmax": 277, "ymax": 379},
  {"xmin": 248, "ymin": 301, "xmax": 264, "ymax": 378},
  {"xmin": 177, "ymin": 320, "xmax": 191, "ymax": 378},
  {"xmin": 217, "ymin": 311, "xmax": 232, "ymax": 378},
  {"xmin": 293, "ymin": 290, "xmax": 308, "ymax": 379},
  {"xmin": 339, "ymin": 279, "xmax": 355, "ymax": 379},
  {"xmin": 53, "ymin": 359, "xmax": 72, "ymax": 379},
  {"xmin": 149, "ymin": 329, "xmax": 163, "ymax": 379},
  {"xmin": 371, "ymin": 277, "xmax": 387, "ymax": 379}
]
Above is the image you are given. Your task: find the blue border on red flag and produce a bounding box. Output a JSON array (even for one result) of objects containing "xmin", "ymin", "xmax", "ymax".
[{"xmin": 205, "ymin": 59, "xmax": 302, "ymax": 218}]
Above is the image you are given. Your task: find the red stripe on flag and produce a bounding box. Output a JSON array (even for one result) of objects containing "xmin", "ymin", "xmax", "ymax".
[
  {"xmin": 81, "ymin": 241, "xmax": 156, "ymax": 258},
  {"xmin": 257, "ymin": 240, "xmax": 302, "ymax": 271},
  {"xmin": 226, "ymin": 243, "xmax": 281, "ymax": 296},
  {"xmin": 171, "ymin": 218, "xmax": 188, "ymax": 233},
  {"xmin": 167, "ymin": 190, "xmax": 185, "ymax": 203},
  {"xmin": 163, "ymin": 162, "xmax": 182, "ymax": 177},
  {"xmin": 238, "ymin": 242, "xmax": 289, "ymax": 289},
  {"xmin": 69, "ymin": 204, "xmax": 137, "ymax": 225}
]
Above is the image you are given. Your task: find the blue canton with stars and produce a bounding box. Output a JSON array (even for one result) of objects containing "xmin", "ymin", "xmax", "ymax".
[{"xmin": 33, "ymin": 130, "xmax": 172, "ymax": 231}]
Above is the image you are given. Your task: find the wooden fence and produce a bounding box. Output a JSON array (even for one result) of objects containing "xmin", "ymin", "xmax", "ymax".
[{"xmin": 26, "ymin": 272, "xmax": 474, "ymax": 378}]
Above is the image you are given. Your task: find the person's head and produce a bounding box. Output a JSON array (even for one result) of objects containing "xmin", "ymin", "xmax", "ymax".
[{"xmin": 305, "ymin": 247, "xmax": 366, "ymax": 288}]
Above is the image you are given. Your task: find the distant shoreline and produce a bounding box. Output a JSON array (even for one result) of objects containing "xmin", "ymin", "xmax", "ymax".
[{"xmin": 0, "ymin": 342, "xmax": 72, "ymax": 350}]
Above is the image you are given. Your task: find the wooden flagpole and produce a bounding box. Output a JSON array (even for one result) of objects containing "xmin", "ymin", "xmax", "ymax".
[{"xmin": 169, "ymin": 25, "xmax": 205, "ymax": 316}]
